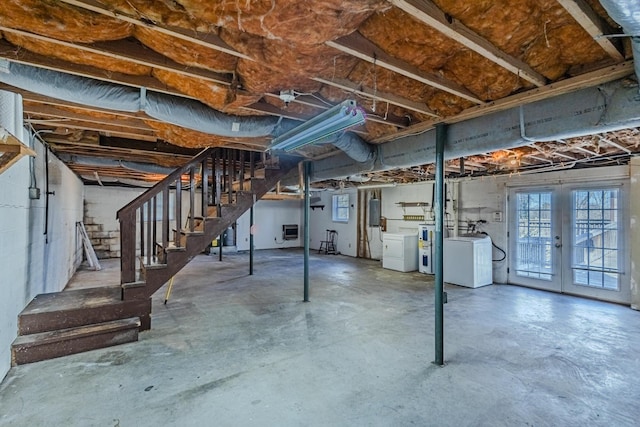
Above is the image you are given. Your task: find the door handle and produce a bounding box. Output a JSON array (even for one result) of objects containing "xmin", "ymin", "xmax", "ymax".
[{"xmin": 555, "ymin": 243, "xmax": 562, "ymax": 248}]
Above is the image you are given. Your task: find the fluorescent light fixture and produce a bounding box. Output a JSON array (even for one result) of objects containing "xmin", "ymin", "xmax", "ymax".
[
  {"xmin": 358, "ymin": 182, "xmax": 397, "ymax": 189},
  {"xmin": 268, "ymin": 99, "xmax": 365, "ymax": 152}
]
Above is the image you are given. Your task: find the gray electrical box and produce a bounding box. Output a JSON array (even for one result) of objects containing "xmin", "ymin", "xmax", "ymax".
[{"xmin": 369, "ymin": 199, "xmax": 380, "ymax": 227}]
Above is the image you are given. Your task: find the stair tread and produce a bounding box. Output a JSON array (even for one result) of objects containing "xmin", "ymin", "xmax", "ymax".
[
  {"xmin": 13, "ymin": 317, "xmax": 140, "ymax": 347},
  {"xmin": 20, "ymin": 286, "xmax": 123, "ymax": 315}
]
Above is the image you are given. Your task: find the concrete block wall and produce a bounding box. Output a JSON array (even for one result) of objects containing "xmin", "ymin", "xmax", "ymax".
[
  {"xmin": 84, "ymin": 206, "xmax": 121, "ymax": 259},
  {"xmin": 83, "ymin": 187, "xmax": 144, "ymax": 260},
  {"xmin": 0, "ymin": 90, "xmax": 84, "ymax": 381}
]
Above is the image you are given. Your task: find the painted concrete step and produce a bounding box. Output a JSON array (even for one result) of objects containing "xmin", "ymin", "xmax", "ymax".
[
  {"xmin": 18, "ymin": 286, "xmax": 151, "ymax": 335},
  {"xmin": 11, "ymin": 317, "xmax": 140, "ymax": 365}
]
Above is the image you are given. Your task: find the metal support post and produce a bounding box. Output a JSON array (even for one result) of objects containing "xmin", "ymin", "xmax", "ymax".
[
  {"xmin": 303, "ymin": 161, "xmax": 311, "ymax": 302},
  {"xmin": 434, "ymin": 123, "xmax": 446, "ymax": 366},
  {"xmin": 249, "ymin": 201, "xmax": 255, "ymax": 275}
]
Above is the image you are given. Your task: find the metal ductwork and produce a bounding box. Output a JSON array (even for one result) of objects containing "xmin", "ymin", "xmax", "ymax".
[
  {"xmin": 0, "ymin": 62, "xmax": 376, "ymax": 162},
  {"xmin": 330, "ymin": 132, "xmax": 377, "ymax": 165},
  {"xmin": 0, "ymin": 62, "xmax": 282, "ymax": 137},
  {"xmin": 312, "ymin": 79, "xmax": 640, "ymax": 181},
  {"xmin": 599, "ymin": 0, "xmax": 640, "ymax": 83}
]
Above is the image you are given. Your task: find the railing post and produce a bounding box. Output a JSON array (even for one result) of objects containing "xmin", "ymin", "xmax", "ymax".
[
  {"xmin": 152, "ymin": 195, "xmax": 157, "ymax": 262},
  {"xmin": 239, "ymin": 150, "xmax": 245, "ymax": 191},
  {"xmin": 227, "ymin": 149, "xmax": 233, "ymax": 204},
  {"xmin": 146, "ymin": 200, "xmax": 152, "ymax": 265},
  {"xmin": 175, "ymin": 177, "xmax": 182, "ymax": 247},
  {"xmin": 140, "ymin": 204, "xmax": 145, "ymax": 262},
  {"xmin": 120, "ymin": 210, "xmax": 136, "ymax": 285},
  {"xmin": 222, "ymin": 149, "xmax": 228, "ymax": 200},
  {"xmin": 162, "ymin": 186, "xmax": 169, "ymax": 262},
  {"xmin": 201, "ymin": 156, "xmax": 209, "ymax": 217},
  {"xmin": 212, "ymin": 150, "xmax": 218, "ymax": 206},
  {"xmin": 189, "ymin": 167, "xmax": 195, "ymax": 232}
]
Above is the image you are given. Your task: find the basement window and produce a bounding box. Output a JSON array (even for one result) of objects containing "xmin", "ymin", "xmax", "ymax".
[{"xmin": 332, "ymin": 194, "xmax": 349, "ymax": 223}]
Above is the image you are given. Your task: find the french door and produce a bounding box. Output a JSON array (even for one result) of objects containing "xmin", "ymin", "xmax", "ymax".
[{"xmin": 508, "ymin": 182, "xmax": 629, "ymax": 304}]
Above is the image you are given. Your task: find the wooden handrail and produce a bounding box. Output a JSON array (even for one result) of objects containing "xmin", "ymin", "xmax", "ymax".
[
  {"xmin": 118, "ymin": 147, "xmax": 264, "ymax": 286},
  {"xmin": 116, "ymin": 147, "xmax": 213, "ymax": 221}
]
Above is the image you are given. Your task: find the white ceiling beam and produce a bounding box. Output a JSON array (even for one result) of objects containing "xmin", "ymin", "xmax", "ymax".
[
  {"xmin": 556, "ymin": 0, "xmax": 624, "ymax": 61},
  {"xmin": 57, "ymin": 0, "xmax": 250, "ymax": 60},
  {"xmin": 390, "ymin": 0, "xmax": 547, "ymax": 87},
  {"xmin": 327, "ymin": 32, "xmax": 484, "ymax": 104}
]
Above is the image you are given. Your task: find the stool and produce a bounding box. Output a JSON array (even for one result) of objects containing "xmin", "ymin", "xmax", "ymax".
[{"xmin": 319, "ymin": 229, "xmax": 338, "ymax": 254}]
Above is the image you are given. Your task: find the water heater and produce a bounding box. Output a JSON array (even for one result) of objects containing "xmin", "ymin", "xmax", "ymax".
[{"xmin": 418, "ymin": 224, "xmax": 448, "ymax": 274}]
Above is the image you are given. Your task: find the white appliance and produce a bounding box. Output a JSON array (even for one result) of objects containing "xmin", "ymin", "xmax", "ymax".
[
  {"xmin": 418, "ymin": 224, "xmax": 448, "ymax": 274},
  {"xmin": 382, "ymin": 232, "xmax": 419, "ymax": 272},
  {"xmin": 443, "ymin": 235, "xmax": 493, "ymax": 288}
]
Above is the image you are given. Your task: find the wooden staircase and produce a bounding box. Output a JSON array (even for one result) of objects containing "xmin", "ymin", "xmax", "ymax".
[
  {"xmin": 117, "ymin": 148, "xmax": 301, "ymax": 300},
  {"xmin": 11, "ymin": 148, "xmax": 301, "ymax": 365}
]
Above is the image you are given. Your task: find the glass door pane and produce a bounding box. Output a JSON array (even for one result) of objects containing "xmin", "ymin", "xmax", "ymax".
[
  {"xmin": 570, "ymin": 188, "xmax": 620, "ymax": 291},
  {"xmin": 509, "ymin": 188, "xmax": 561, "ymax": 292}
]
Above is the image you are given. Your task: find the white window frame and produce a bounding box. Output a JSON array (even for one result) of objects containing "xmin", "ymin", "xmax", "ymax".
[{"xmin": 332, "ymin": 194, "xmax": 349, "ymax": 223}]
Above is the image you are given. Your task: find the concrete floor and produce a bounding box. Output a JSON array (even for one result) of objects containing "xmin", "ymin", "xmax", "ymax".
[{"xmin": 1, "ymin": 249, "xmax": 639, "ymax": 426}]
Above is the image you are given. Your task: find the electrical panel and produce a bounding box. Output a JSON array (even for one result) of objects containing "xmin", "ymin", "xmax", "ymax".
[{"xmin": 369, "ymin": 199, "xmax": 380, "ymax": 227}]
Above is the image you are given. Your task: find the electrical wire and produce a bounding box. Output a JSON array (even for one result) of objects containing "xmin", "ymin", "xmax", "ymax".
[{"xmin": 478, "ymin": 231, "xmax": 507, "ymax": 262}]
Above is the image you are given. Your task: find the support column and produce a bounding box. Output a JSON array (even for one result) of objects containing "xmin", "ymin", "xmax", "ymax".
[
  {"xmin": 434, "ymin": 123, "xmax": 446, "ymax": 365},
  {"xmin": 249, "ymin": 203, "xmax": 254, "ymax": 276},
  {"xmin": 303, "ymin": 161, "xmax": 311, "ymax": 302},
  {"xmin": 630, "ymin": 158, "xmax": 640, "ymax": 310}
]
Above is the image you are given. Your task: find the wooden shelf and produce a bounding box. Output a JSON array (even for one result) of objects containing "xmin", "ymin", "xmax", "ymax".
[{"xmin": 0, "ymin": 127, "xmax": 36, "ymax": 175}]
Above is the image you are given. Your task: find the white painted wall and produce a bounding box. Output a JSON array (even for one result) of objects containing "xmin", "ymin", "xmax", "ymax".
[
  {"xmin": 0, "ymin": 90, "xmax": 84, "ymax": 380},
  {"xmin": 84, "ymin": 186, "xmax": 145, "ymax": 232},
  {"xmin": 307, "ymin": 188, "xmax": 358, "ymax": 257},
  {"xmin": 369, "ymin": 166, "xmax": 631, "ymax": 285},
  {"xmin": 237, "ymin": 199, "xmax": 304, "ymax": 251}
]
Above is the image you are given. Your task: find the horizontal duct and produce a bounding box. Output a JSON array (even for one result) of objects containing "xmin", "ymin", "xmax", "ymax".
[
  {"xmin": 311, "ymin": 80, "xmax": 640, "ymax": 181},
  {"xmin": 0, "ymin": 62, "xmax": 374, "ymax": 163}
]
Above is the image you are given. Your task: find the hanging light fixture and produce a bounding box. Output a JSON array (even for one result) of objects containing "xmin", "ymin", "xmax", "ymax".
[{"xmin": 268, "ymin": 99, "xmax": 366, "ymax": 153}]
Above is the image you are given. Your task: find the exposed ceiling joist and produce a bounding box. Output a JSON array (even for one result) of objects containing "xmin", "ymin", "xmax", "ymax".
[
  {"xmin": 389, "ymin": 0, "xmax": 547, "ymax": 87},
  {"xmin": 572, "ymin": 146, "xmax": 599, "ymax": 156},
  {"xmin": 57, "ymin": 0, "xmax": 251, "ymax": 60},
  {"xmin": 0, "ymin": 26, "xmax": 233, "ymax": 86},
  {"xmin": 599, "ymin": 136, "xmax": 631, "ymax": 154},
  {"xmin": 556, "ymin": 0, "xmax": 624, "ymax": 61},
  {"xmin": 47, "ymin": 139, "xmax": 193, "ymax": 167},
  {"xmin": 23, "ymin": 103, "xmax": 153, "ymax": 132},
  {"xmin": 313, "ymin": 76, "xmax": 439, "ymax": 117},
  {"xmin": 28, "ymin": 119, "xmax": 158, "ymax": 141},
  {"xmin": 326, "ymin": 31, "xmax": 484, "ymax": 104},
  {"xmin": 373, "ymin": 60, "xmax": 635, "ymax": 143},
  {"xmin": 0, "ymin": 39, "xmax": 192, "ymax": 98},
  {"xmin": 550, "ymin": 151, "xmax": 579, "ymax": 161},
  {"xmin": 68, "ymin": 164, "xmax": 164, "ymax": 181}
]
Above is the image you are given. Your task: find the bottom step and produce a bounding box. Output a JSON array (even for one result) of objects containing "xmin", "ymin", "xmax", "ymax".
[{"xmin": 11, "ymin": 317, "xmax": 140, "ymax": 366}]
